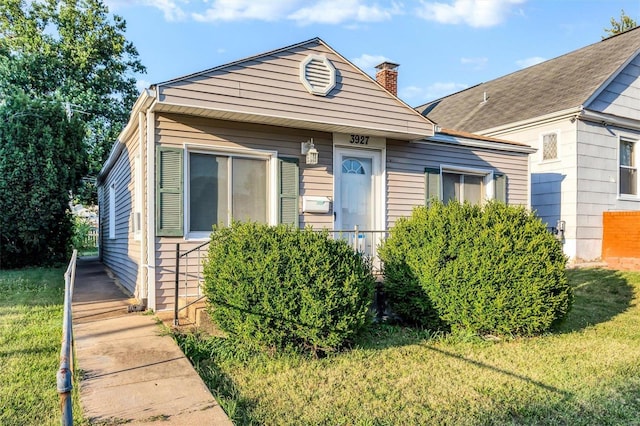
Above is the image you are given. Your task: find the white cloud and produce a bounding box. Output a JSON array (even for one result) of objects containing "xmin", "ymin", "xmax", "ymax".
[
  {"xmin": 516, "ymin": 56, "xmax": 546, "ymax": 68},
  {"xmin": 351, "ymin": 54, "xmax": 390, "ymax": 74},
  {"xmin": 416, "ymin": 0, "xmax": 525, "ymax": 28},
  {"xmin": 400, "ymin": 82, "xmax": 469, "ymax": 101},
  {"xmin": 193, "ymin": 0, "xmax": 298, "ymax": 22},
  {"xmin": 108, "ymin": 0, "xmax": 404, "ymax": 25},
  {"xmin": 105, "ymin": 0, "xmax": 187, "ymax": 21},
  {"xmin": 460, "ymin": 56, "xmax": 488, "ymax": 70},
  {"xmin": 288, "ymin": 0, "xmax": 402, "ymax": 25}
]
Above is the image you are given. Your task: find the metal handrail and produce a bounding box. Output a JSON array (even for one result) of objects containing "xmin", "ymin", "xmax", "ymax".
[
  {"xmin": 172, "ymin": 227, "xmax": 389, "ymax": 325},
  {"xmin": 174, "ymin": 240, "xmax": 212, "ymax": 325},
  {"xmin": 57, "ymin": 249, "xmax": 78, "ymax": 426}
]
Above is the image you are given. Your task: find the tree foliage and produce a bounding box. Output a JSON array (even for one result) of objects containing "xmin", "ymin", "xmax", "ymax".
[
  {"xmin": 0, "ymin": 93, "xmax": 87, "ymax": 268},
  {"xmin": 0, "ymin": 0, "xmax": 143, "ymax": 266},
  {"xmin": 603, "ymin": 9, "xmax": 637, "ymax": 39},
  {"xmin": 0, "ymin": 0, "xmax": 145, "ymax": 203}
]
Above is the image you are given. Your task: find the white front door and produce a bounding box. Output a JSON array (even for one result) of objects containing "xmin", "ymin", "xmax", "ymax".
[{"xmin": 334, "ymin": 148, "xmax": 383, "ymax": 254}]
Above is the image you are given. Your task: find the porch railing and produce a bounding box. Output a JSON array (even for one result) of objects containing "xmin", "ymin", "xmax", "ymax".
[
  {"xmin": 57, "ymin": 249, "xmax": 78, "ymax": 426},
  {"xmin": 173, "ymin": 240, "xmax": 210, "ymax": 326},
  {"xmin": 173, "ymin": 227, "xmax": 388, "ymax": 325}
]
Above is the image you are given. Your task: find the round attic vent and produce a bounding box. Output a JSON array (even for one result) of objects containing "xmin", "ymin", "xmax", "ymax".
[{"xmin": 299, "ymin": 54, "xmax": 336, "ymax": 96}]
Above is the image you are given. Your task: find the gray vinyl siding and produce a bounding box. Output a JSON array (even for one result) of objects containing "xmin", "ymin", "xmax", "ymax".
[
  {"xmin": 589, "ymin": 54, "xmax": 640, "ymax": 118},
  {"xmin": 157, "ymin": 40, "xmax": 431, "ymax": 137},
  {"xmin": 100, "ymin": 128, "xmax": 141, "ymax": 295},
  {"xmin": 575, "ymin": 120, "xmax": 640, "ymax": 260},
  {"xmin": 153, "ymin": 113, "xmax": 334, "ymax": 311},
  {"xmin": 386, "ymin": 139, "xmax": 530, "ymax": 228}
]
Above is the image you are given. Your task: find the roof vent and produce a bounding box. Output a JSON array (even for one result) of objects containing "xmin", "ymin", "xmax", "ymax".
[{"xmin": 300, "ymin": 54, "xmax": 336, "ymax": 96}]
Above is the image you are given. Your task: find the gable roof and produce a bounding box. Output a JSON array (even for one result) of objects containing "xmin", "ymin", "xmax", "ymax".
[
  {"xmin": 417, "ymin": 27, "xmax": 640, "ymax": 133},
  {"xmin": 152, "ymin": 37, "xmax": 434, "ymax": 140}
]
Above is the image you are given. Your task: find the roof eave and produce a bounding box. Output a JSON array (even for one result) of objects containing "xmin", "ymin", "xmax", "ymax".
[
  {"xmin": 478, "ymin": 107, "xmax": 582, "ymax": 137},
  {"xmin": 153, "ymin": 101, "xmax": 434, "ymax": 141},
  {"xmin": 418, "ymin": 132, "xmax": 536, "ymax": 154},
  {"xmin": 97, "ymin": 89, "xmax": 157, "ymax": 184},
  {"xmin": 582, "ymin": 47, "xmax": 640, "ymax": 108}
]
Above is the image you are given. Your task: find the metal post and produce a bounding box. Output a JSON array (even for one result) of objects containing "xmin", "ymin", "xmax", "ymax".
[
  {"xmin": 353, "ymin": 225, "xmax": 359, "ymax": 252},
  {"xmin": 174, "ymin": 243, "xmax": 180, "ymax": 326},
  {"xmin": 58, "ymin": 250, "xmax": 77, "ymax": 426}
]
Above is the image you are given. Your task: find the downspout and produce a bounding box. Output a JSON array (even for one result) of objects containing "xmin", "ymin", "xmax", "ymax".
[
  {"xmin": 137, "ymin": 111, "xmax": 147, "ymax": 307},
  {"xmin": 145, "ymin": 90, "xmax": 158, "ymax": 311}
]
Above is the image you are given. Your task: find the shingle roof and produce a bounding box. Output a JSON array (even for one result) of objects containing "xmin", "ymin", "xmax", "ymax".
[{"xmin": 417, "ymin": 27, "xmax": 640, "ymax": 133}]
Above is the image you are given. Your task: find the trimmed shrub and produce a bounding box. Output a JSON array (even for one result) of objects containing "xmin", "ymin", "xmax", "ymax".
[
  {"xmin": 202, "ymin": 222, "xmax": 375, "ymax": 355},
  {"xmin": 379, "ymin": 201, "xmax": 571, "ymax": 336}
]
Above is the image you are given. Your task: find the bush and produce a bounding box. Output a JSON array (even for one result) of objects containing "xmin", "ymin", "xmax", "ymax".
[
  {"xmin": 202, "ymin": 222, "xmax": 375, "ymax": 355},
  {"xmin": 71, "ymin": 216, "xmax": 95, "ymax": 252},
  {"xmin": 379, "ymin": 201, "xmax": 571, "ymax": 336}
]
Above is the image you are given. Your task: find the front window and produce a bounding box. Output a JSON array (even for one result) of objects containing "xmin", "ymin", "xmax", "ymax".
[
  {"xmin": 443, "ymin": 172, "xmax": 484, "ymax": 204},
  {"xmin": 620, "ymin": 139, "xmax": 637, "ymax": 196},
  {"xmin": 189, "ymin": 152, "xmax": 268, "ymax": 233}
]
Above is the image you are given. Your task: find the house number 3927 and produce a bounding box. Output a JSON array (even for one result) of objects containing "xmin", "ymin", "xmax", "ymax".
[{"xmin": 349, "ymin": 134, "xmax": 369, "ymax": 145}]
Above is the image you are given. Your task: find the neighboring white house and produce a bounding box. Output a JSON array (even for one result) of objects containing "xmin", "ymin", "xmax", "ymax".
[
  {"xmin": 419, "ymin": 27, "xmax": 640, "ymax": 261},
  {"xmin": 98, "ymin": 38, "xmax": 534, "ymax": 312}
]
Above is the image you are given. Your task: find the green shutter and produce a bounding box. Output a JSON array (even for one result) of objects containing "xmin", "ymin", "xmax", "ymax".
[
  {"xmin": 425, "ymin": 167, "xmax": 441, "ymax": 206},
  {"xmin": 156, "ymin": 147, "xmax": 183, "ymax": 236},
  {"xmin": 495, "ymin": 172, "xmax": 507, "ymax": 203},
  {"xmin": 278, "ymin": 157, "xmax": 299, "ymax": 227}
]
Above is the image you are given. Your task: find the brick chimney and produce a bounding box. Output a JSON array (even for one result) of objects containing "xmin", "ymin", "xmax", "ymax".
[{"xmin": 375, "ymin": 61, "xmax": 399, "ymax": 96}]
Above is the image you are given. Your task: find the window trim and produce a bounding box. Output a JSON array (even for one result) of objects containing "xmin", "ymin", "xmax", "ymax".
[
  {"xmin": 539, "ymin": 130, "xmax": 560, "ymax": 164},
  {"xmin": 108, "ymin": 183, "xmax": 116, "ymax": 239},
  {"xmin": 618, "ymin": 137, "xmax": 639, "ymax": 200},
  {"xmin": 184, "ymin": 145, "xmax": 278, "ymax": 240},
  {"xmin": 440, "ymin": 164, "xmax": 495, "ymax": 203}
]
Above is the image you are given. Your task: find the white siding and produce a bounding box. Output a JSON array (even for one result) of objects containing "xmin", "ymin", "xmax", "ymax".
[
  {"xmin": 486, "ymin": 118, "xmax": 579, "ymax": 258},
  {"xmin": 589, "ymin": 54, "xmax": 640, "ymax": 118},
  {"xmin": 575, "ymin": 120, "xmax": 640, "ymax": 260}
]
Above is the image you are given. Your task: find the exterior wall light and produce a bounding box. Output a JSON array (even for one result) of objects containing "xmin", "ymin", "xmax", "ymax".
[{"xmin": 301, "ymin": 138, "xmax": 319, "ymax": 165}]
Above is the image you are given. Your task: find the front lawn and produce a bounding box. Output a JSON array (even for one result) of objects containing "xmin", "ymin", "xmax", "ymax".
[
  {"xmin": 0, "ymin": 267, "xmax": 85, "ymax": 425},
  {"xmin": 175, "ymin": 268, "xmax": 640, "ymax": 425}
]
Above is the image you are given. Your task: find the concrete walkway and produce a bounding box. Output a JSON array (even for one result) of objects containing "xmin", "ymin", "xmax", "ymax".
[{"xmin": 72, "ymin": 257, "xmax": 232, "ymax": 425}]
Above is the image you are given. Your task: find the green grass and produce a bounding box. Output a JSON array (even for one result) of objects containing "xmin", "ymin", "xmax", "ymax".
[
  {"xmin": 175, "ymin": 268, "xmax": 640, "ymax": 425},
  {"xmin": 0, "ymin": 267, "xmax": 85, "ymax": 425}
]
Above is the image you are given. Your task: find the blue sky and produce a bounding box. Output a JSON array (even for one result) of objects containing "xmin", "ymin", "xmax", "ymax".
[{"xmin": 105, "ymin": 0, "xmax": 640, "ymax": 106}]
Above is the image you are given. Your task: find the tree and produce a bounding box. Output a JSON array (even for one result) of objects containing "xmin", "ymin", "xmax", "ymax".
[
  {"xmin": 0, "ymin": 0, "xmax": 145, "ymax": 203},
  {"xmin": 0, "ymin": 0, "xmax": 144, "ymax": 267},
  {"xmin": 603, "ymin": 9, "xmax": 637, "ymax": 39},
  {"xmin": 0, "ymin": 93, "xmax": 87, "ymax": 268}
]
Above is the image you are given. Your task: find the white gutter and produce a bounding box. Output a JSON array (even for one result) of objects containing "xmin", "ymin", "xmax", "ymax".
[
  {"xmin": 578, "ymin": 108, "xmax": 640, "ymax": 131},
  {"xmin": 415, "ymin": 133, "xmax": 537, "ymax": 154}
]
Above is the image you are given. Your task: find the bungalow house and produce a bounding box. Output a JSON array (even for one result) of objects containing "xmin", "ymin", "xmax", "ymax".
[
  {"xmin": 97, "ymin": 38, "xmax": 534, "ymax": 312},
  {"xmin": 418, "ymin": 27, "xmax": 640, "ymax": 262}
]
